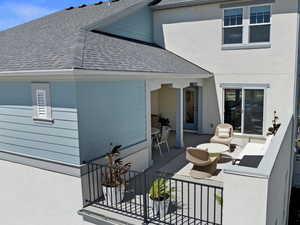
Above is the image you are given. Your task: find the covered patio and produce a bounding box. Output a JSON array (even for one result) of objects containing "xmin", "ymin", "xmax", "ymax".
[{"xmin": 148, "ymin": 79, "xmax": 210, "ymax": 151}]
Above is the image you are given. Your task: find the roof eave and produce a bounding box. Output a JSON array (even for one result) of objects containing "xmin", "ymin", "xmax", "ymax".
[{"xmin": 0, "ymin": 68, "xmax": 212, "ymax": 80}]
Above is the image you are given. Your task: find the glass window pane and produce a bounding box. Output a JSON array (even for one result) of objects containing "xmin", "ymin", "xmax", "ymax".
[
  {"xmin": 250, "ymin": 5, "xmax": 271, "ymax": 24},
  {"xmin": 244, "ymin": 90, "xmax": 264, "ymax": 135},
  {"xmin": 185, "ymin": 89, "xmax": 195, "ymax": 124},
  {"xmin": 224, "ymin": 27, "xmax": 243, "ymax": 44},
  {"xmin": 249, "ymin": 24, "xmax": 270, "ymax": 43},
  {"xmin": 224, "ymin": 8, "xmax": 243, "ymax": 26},
  {"xmin": 224, "ymin": 89, "xmax": 242, "ymax": 133}
]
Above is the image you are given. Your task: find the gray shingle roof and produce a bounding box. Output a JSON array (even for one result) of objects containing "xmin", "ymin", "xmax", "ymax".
[
  {"xmin": 80, "ymin": 31, "xmax": 208, "ymax": 74},
  {"xmin": 0, "ymin": 0, "xmax": 210, "ymax": 75}
]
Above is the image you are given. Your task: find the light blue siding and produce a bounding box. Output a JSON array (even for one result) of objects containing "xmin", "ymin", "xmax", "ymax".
[
  {"xmin": 76, "ymin": 80, "xmax": 147, "ymax": 163},
  {"xmin": 0, "ymin": 81, "xmax": 80, "ymax": 165},
  {"xmin": 101, "ymin": 7, "xmax": 153, "ymax": 43}
]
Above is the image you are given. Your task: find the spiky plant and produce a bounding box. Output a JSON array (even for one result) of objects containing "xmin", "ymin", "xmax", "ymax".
[{"xmin": 102, "ymin": 145, "xmax": 132, "ymax": 187}]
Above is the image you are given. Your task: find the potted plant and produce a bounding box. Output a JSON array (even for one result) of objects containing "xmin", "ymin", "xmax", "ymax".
[
  {"xmin": 267, "ymin": 111, "xmax": 281, "ymax": 136},
  {"xmin": 159, "ymin": 116, "xmax": 170, "ymax": 128},
  {"xmin": 149, "ymin": 178, "xmax": 174, "ymax": 217},
  {"xmin": 101, "ymin": 145, "xmax": 132, "ymax": 205}
]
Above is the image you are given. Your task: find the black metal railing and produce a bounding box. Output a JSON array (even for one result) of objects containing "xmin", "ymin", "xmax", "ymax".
[{"xmin": 83, "ymin": 163, "xmax": 223, "ymax": 225}]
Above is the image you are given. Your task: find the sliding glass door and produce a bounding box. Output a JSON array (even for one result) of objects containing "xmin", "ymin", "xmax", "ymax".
[
  {"xmin": 224, "ymin": 89, "xmax": 242, "ymax": 133},
  {"xmin": 224, "ymin": 88, "xmax": 264, "ymax": 135}
]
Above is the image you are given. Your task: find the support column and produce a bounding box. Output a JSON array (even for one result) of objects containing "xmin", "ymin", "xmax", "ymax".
[
  {"xmin": 176, "ymin": 88, "xmax": 184, "ymax": 148},
  {"xmin": 197, "ymin": 86, "xmax": 203, "ymax": 134},
  {"xmin": 145, "ymin": 80, "xmax": 153, "ymax": 167}
]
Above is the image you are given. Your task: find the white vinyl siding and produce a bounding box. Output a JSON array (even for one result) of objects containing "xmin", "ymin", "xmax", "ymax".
[{"xmin": 32, "ymin": 83, "xmax": 52, "ymax": 121}]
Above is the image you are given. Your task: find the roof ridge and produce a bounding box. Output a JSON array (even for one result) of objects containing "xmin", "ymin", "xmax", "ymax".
[
  {"xmin": 71, "ymin": 29, "xmax": 88, "ymax": 69},
  {"xmin": 90, "ymin": 30, "xmax": 159, "ymax": 47}
]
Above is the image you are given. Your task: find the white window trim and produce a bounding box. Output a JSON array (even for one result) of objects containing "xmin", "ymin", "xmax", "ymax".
[
  {"xmin": 222, "ymin": 6, "xmax": 245, "ymax": 45},
  {"xmin": 222, "ymin": 85, "xmax": 267, "ymax": 137},
  {"xmin": 222, "ymin": 4, "xmax": 272, "ymax": 48},
  {"xmin": 32, "ymin": 83, "xmax": 53, "ymax": 122},
  {"xmin": 248, "ymin": 4, "xmax": 272, "ymax": 44}
]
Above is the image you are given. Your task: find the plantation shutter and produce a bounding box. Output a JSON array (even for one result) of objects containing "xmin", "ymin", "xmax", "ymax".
[
  {"xmin": 36, "ymin": 89, "xmax": 47, "ymax": 119},
  {"xmin": 32, "ymin": 83, "xmax": 52, "ymax": 121}
]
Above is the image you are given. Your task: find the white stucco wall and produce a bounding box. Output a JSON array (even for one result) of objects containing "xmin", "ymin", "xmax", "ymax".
[
  {"xmin": 222, "ymin": 115, "xmax": 294, "ymax": 225},
  {"xmin": 223, "ymin": 173, "xmax": 268, "ymax": 225},
  {"xmin": 158, "ymin": 86, "xmax": 177, "ymax": 129},
  {"xmin": 153, "ymin": 0, "xmax": 299, "ymax": 135},
  {"xmin": 0, "ymin": 160, "xmax": 88, "ymax": 225}
]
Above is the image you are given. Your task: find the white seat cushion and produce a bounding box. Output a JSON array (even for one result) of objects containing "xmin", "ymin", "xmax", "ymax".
[{"xmin": 218, "ymin": 128, "xmax": 230, "ymax": 138}]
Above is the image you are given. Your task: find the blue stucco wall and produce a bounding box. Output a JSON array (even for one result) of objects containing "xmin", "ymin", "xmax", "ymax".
[
  {"xmin": 0, "ymin": 81, "xmax": 80, "ymax": 165},
  {"xmin": 76, "ymin": 80, "xmax": 147, "ymax": 163},
  {"xmin": 101, "ymin": 7, "xmax": 153, "ymax": 43}
]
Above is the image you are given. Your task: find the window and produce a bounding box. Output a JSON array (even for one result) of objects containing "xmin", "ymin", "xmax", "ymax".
[
  {"xmin": 32, "ymin": 83, "xmax": 52, "ymax": 121},
  {"xmin": 223, "ymin": 8, "xmax": 243, "ymax": 44},
  {"xmin": 224, "ymin": 88, "xmax": 265, "ymax": 135},
  {"xmin": 249, "ymin": 5, "xmax": 271, "ymax": 43},
  {"xmin": 222, "ymin": 4, "xmax": 272, "ymax": 46}
]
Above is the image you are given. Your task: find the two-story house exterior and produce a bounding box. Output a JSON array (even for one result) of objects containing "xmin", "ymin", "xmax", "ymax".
[{"xmin": 0, "ymin": 0, "xmax": 298, "ymax": 225}]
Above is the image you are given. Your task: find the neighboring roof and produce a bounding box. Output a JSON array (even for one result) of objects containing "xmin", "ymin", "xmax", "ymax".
[
  {"xmin": 0, "ymin": 0, "xmax": 210, "ymax": 75},
  {"xmin": 152, "ymin": 0, "xmax": 241, "ymax": 10}
]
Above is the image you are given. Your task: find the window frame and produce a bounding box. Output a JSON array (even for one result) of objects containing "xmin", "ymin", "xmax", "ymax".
[
  {"xmin": 222, "ymin": 86, "xmax": 267, "ymax": 136},
  {"xmin": 222, "ymin": 4, "xmax": 272, "ymax": 47},
  {"xmin": 248, "ymin": 4, "xmax": 272, "ymax": 44},
  {"xmin": 222, "ymin": 7, "xmax": 244, "ymax": 45},
  {"xmin": 32, "ymin": 83, "xmax": 53, "ymax": 122}
]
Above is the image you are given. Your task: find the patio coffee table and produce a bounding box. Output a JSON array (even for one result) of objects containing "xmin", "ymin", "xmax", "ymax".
[{"xmin": 196, "ymin": 143, "xmax": 229, "ymax": 159}]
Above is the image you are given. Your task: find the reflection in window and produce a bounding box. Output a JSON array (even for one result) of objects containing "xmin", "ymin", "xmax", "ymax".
[
  {"xmin": 224, "ymin": 89, "xmax": 242, "ymax": 133},
  {"xmin": 223, "ymin": 8, "xmax": 243, "ymax": 44},
  {"xmin": 244, "ymin": 89, "xmax": 264, "ymax": 135},
  {"xmin": 249, "ymin": 5, "xmax": 271, "ymax": 43}
]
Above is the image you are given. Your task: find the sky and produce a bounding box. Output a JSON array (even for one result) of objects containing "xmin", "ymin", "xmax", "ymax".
[{"xmin": 0, "ymin": 0, "xmax": 105, "ymax": 31}]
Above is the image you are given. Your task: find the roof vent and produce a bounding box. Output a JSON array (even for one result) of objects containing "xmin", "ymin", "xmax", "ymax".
[
  {"xmin": 78, "ymin": 4, "xmax": 87, "ymax": 8},
  {"xmin": 94, "ymin": 1, "xmax": 103, "ymax": 5},
  {"xmin": 65, "ymin": 6, "xmax": 74, "ymax": 10}
]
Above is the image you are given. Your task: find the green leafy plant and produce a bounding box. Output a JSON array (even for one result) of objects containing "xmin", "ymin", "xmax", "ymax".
[
  {"xmin": 102, "ymin": 145, "xmax": 132, "ymax": 187},
  {"xmin": 216, "ymin": 194, "xmax": 223, "ymax": 206},
  {"xmin": 149, "ymin": 178, "xmax": 174, "ymax": 201}
]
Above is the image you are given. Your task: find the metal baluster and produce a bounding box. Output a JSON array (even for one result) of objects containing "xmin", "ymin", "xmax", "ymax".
[
  {"xmin": 175, "ymin": 180, "xmax": 178, "ymax": 225},
  {"xmin": 214, "ymin": 188, "xmax": 216, "ymax": 224},
  {"xmin": 221, "ymin": 188, "xmax": 224, "ymax": 225},
  {"xmin": 188, "ymin": 182, "xmax": 190, "ymax": 224},
  {"xmin": 194, "ymin": 184, "xmax": 196, "ymax": 225},
  {"xmin": 181, "ymin": 181, "xmax": 183, "ymax": 224},
  {"xmin": 207, "ymin": 187, "xmax": 209, "ymax": 224}
]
